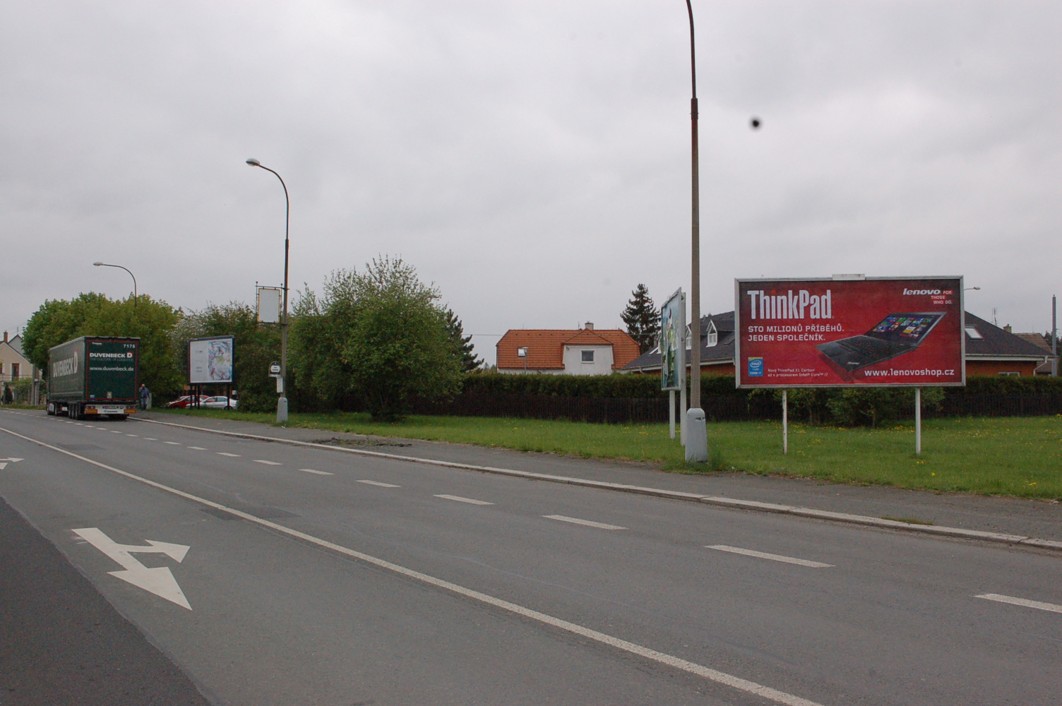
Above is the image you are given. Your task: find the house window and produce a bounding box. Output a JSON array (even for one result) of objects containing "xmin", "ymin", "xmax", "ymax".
[
  {"xmin": 998, "ymin": 371, "xmax": 1020, "ymax": 377},
  {"xmin": 581, "ymin": 350, "xmax": 594, "ymax": 363},
  {"xmin": 965, "ymin": 327, "xmax": 983, "ymax": 339},
  {"xmin": 706, "ymin": 321, "xmax": 718, "ymax": 347},
  {"xmin": 11, "ymin": 363, "xmax": 19, "ymax": 379}
]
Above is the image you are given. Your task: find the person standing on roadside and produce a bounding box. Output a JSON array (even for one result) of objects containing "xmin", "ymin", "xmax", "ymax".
[
  {"xmin": 139, "ymin": 383, "xmax": 151, "ymax": 410},
  {"xmin": 2, "ymin": 383, "xmax": 12, "ymax": 405}
]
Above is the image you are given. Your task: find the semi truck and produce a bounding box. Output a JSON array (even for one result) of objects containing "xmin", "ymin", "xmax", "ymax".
[{"xmin": 46, "ymin": 336, "xmax": 140, "ymax": 420}]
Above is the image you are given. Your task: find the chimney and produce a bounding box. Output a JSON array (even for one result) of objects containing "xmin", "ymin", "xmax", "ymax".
[
  {"xmin": 1004, "ymin": 324, "xmax": 1013, "ymax": 334},
  {"xmin": 2, "ymin": 331, "xmax": 7, "ymax": 343},
  {"xmin": 584, "ymin": 322, "xmax": 594, "ymax": 330}
]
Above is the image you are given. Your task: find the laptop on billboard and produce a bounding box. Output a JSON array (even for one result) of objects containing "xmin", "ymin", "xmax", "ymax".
[{"xmin": 817, "ymin": 312, "xmax": 945, "ymax": 371}]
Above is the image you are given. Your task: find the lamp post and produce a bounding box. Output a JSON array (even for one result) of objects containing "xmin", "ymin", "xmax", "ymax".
[
  {"xmin": 93, "ymin": 261, "xmax": 137, "ymax": 308},
  {"xmin": 246, "ymin": 158, "xmax": 290, "ymax": 424},
  {"xmin": 683, "ymin": 0, "xmax": 708, "ymax": 461}
]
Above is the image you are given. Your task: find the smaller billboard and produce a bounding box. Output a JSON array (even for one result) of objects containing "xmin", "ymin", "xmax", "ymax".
[
  {"xmin": 735, "ymin": 277, "xmax": 964, "ymax": 388},
  {"xmin": 660, "ymin": 289, "xmax": 685, "ymax": 391},
  {"xmin": 189, "ymin": 336, "xmax": 235, "ymax": 385},
  {"xmin": 257, "ymin": 286, "xmax": 282, "ymax": 324}
]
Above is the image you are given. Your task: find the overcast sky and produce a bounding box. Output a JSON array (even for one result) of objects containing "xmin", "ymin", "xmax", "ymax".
[{"xmin": 4, "ymin": 1, "xmax": 1059, "ymax": 366}]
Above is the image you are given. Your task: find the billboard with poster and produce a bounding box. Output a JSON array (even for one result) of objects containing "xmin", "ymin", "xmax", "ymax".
[
  {"xmin": 189, "ymin": 336, "xmax": 235, "ymax": 385},
  {"xmin": 660, "ymin": 289, "xmax": 685, "ymax": 391},
  {"xmin": 735, "ymin": 277, "xmax": 964, "ymax": 388}
]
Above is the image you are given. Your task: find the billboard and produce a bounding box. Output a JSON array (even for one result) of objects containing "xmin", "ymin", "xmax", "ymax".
[
  {"xmin": 189, "ymin": 336, "xmax": 235, "ymax": 385},
  {"xmin": 735, "ymin": 277, "xmax": 964, "ymax": 388},
  {"xmin": 257, "ymin": 286, "xmax": 282, "ymax": 324},
  {"xmin": 660, "ymin": 289, "xmax": 685, "ymax": 391}
]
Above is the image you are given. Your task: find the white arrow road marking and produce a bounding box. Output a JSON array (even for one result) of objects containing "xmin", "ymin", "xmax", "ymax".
[
  {"xmin": 73, "ymin": 527, "xmax": 192, "ymax": 610},
  {"xmin": 707, "ymin": 545, "xmax": 834, "ymax": 569},
  {"xmin": 0, "ymin": 457, "xmax": 24, "ymax": 470}
]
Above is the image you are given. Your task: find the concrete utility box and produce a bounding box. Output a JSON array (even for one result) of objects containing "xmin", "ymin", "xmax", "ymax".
[{"xmin": 685, "ymin": 407, "xmax": 708, "ymax": 463}]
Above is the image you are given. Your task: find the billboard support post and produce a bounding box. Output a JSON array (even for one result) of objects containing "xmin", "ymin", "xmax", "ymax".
[
  {"xmin": 915, "ymin": 387, "xmax": 922, "ymax": 456},
  {"xmin": 782, "ymin": 390, "xmax": 789, "ymax": 455},
  {"xmin": 669, "ymin": 390, "xmax": 676, "ymax": 439}
]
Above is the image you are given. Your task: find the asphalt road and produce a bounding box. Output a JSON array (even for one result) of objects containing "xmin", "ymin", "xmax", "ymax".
[{"xmin": 2, "ymin": 409, "xmax": 1060, "ymax": 705}]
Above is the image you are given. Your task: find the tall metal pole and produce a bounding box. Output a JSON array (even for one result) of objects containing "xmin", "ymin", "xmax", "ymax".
[
  {"xmin": 246, "ymin": 158, "xmax": 290, "ymax": 424},
  {"xmin": 684, "ymin": 0, "xmax": 708, "ymax": 462},
  {"xmin": 93, "ymin": 261, "xmax": 138, "ymax": 309}
]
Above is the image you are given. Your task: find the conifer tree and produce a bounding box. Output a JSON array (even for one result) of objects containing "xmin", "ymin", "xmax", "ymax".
[
  {"xmin": 445, "ymin": 308, "xmax": 483, "ymax": 372},
  {"xmin": 621, "ymin": 283, "xmax": 661, "ymax": 354}
]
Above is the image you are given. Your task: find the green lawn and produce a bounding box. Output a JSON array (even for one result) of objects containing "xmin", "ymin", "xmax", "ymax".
[{"xmin": 165, "ymin": 408, "xmax": 1062, "ymax": 500}]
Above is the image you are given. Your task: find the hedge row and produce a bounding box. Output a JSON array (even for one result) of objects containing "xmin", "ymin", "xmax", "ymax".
[{"xmin": 414, "ymin": 373, "xmax": 1062, "ymax": 425}]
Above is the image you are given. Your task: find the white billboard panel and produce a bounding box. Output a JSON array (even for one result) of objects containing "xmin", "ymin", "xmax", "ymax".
[
  {"xmin": 189, "ymin": 336, "xmax": 235, "ymax": 385},
  {"xmin": 257, "ymin": 286, "xmax": 282, "ymax": 324}
]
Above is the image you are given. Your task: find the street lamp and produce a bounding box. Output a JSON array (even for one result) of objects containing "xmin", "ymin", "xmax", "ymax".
[
  {"xmin": 684, "ymin": 0, "xmax": 708, "ymax": 462},
  {"xmin": 93, "ymin": 261, "xmax": 137, "ymax": 308},
  {"xmin": 245, "ymin": 158, "xmax": 291, "ymax": 424}
]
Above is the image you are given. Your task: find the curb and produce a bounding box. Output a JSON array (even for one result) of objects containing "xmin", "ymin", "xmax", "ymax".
[{"xmin": 136, "ymin": 417, "xmax": 1062, "ymax": 554}]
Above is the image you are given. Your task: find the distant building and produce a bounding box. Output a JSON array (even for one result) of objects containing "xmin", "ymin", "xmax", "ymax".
[
  {"xmin": 0, "ymin": 331, "xmax": 35, "ymax": 385},
  {"xmin": 496, "ymin": 323, "xmax": 640, "ymax": 375}
]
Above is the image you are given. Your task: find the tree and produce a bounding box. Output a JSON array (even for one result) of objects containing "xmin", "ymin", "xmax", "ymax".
[
  {"xmin": 22, "ymin": 293, "xmax": 183, "ymax": 397},
  {"xmin": 290, "ymin": 256, "xmax": 463, "ymax": 421},
  {"xmin": 445, "ymin": 308, "xmax": 483, "ymax": 372},
  {"xmin": 620, "ymin": 283, "xmax": 661, "ymax": 354},
  {"xmin": 172, "ymin": 302, "xmax": 279, "ymax": 412}
]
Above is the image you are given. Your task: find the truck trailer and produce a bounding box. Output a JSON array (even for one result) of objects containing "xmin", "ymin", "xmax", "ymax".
[{"xmin": 46, "ymin": 336, "xmax": 140, "ymax": 420}]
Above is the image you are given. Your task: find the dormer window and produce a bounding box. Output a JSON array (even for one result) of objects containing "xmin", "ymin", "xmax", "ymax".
[
  {"xmin": 965, "ymin": 327, "xmax": 983, "ymax": 340},
  {"xmin": 706, "ymin": 320, "xmax": 718, "ymax": 347}
]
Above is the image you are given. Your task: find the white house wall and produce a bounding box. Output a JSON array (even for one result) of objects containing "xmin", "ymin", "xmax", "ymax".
[{"xmin": 562, "ymin": 345, "xmax": 614, "ymax": 375}]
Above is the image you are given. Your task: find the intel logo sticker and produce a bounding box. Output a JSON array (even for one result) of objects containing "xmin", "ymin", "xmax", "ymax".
[{"xmin": 747, "ymin": 357, "xmax": 764, "ymax": 377}]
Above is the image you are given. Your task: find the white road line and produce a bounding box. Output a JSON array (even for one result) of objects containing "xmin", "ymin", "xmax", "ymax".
[
  {"xmin": 298, "ymin": 468, "xmax": 333, "ymax": 476},
  {"xmin": 125, "ymin": 434, "xmax": 138, "ymax": 438},
  {"xmin": 976, "ymin": 593, "xmax": 1062, "ymax": 614},
  {"xmin": 144, "ymin": 437, "xmax": 157, "ymax": 441},
  {"xmin": 544, "ymin": 515, "xmax": 626, "ymax": 531},
  {"xmin": 435, "ymin": 494, "xmax": 494, "ymax": 506},
  {"xmin": 707, "ymin": 545, "xmax": 834, "ymax": 569},
  {"xmin": 164, "ymin": 441, "xmax": 181, "ymax": 446},
  {"xmin": 254, "ymin": 459, "xmax": 282, "ymax": 466},
  {"xmin": 0, "ymin": 426, "xmax": 822, "ymax": 706},
  {"xmin": 357, "ymin": 480, "xmax": 400, "ymax": 488},
  {"xmin": 217, "ymin": 452, "xmax": 240, "ymax": 458},
  {"xmin": 188, "ymin": 446, "xmax": 207, "ymax": 451}
]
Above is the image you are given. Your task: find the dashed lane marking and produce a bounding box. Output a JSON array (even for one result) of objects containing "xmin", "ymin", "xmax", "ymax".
[
  {"xmin": 435, "ymin": 494, "xmax": 493, "ymax": 506},
  {"xmin": 976, "ymin": 594, "xmax": 1062, "ymax": 615},
  {"xmin": 544, "ymin": 515, "xmax": 626, "ymax": 531},
  {"xmin": 707, "ymin": 545, "xmax": 833, "ymax": 569}
]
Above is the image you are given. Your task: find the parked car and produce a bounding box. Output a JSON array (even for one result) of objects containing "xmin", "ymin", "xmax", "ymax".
[
  {"xmin": 166, "ymin": 395, "xmax": 210, "ymax": 409},
  {"xmin": 201, "ymin": 396, "xmax": 238, "ymax": 409}
]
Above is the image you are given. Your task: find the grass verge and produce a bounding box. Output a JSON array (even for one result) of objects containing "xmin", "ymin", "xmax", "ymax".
[{"xmin": 161, "ymin": 409, "xmax": 1061, "ymax": 500}]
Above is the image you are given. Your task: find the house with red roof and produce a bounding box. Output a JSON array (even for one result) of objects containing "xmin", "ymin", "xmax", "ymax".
[{"xmin": 496, "ymin": 323, "xmax": 640, "ymax": 375}]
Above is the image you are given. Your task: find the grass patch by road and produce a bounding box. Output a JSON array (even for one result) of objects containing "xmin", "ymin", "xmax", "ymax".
[{"xmin": 162, "ymin": 408, "xmax": 1061, "ymax": 500}]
